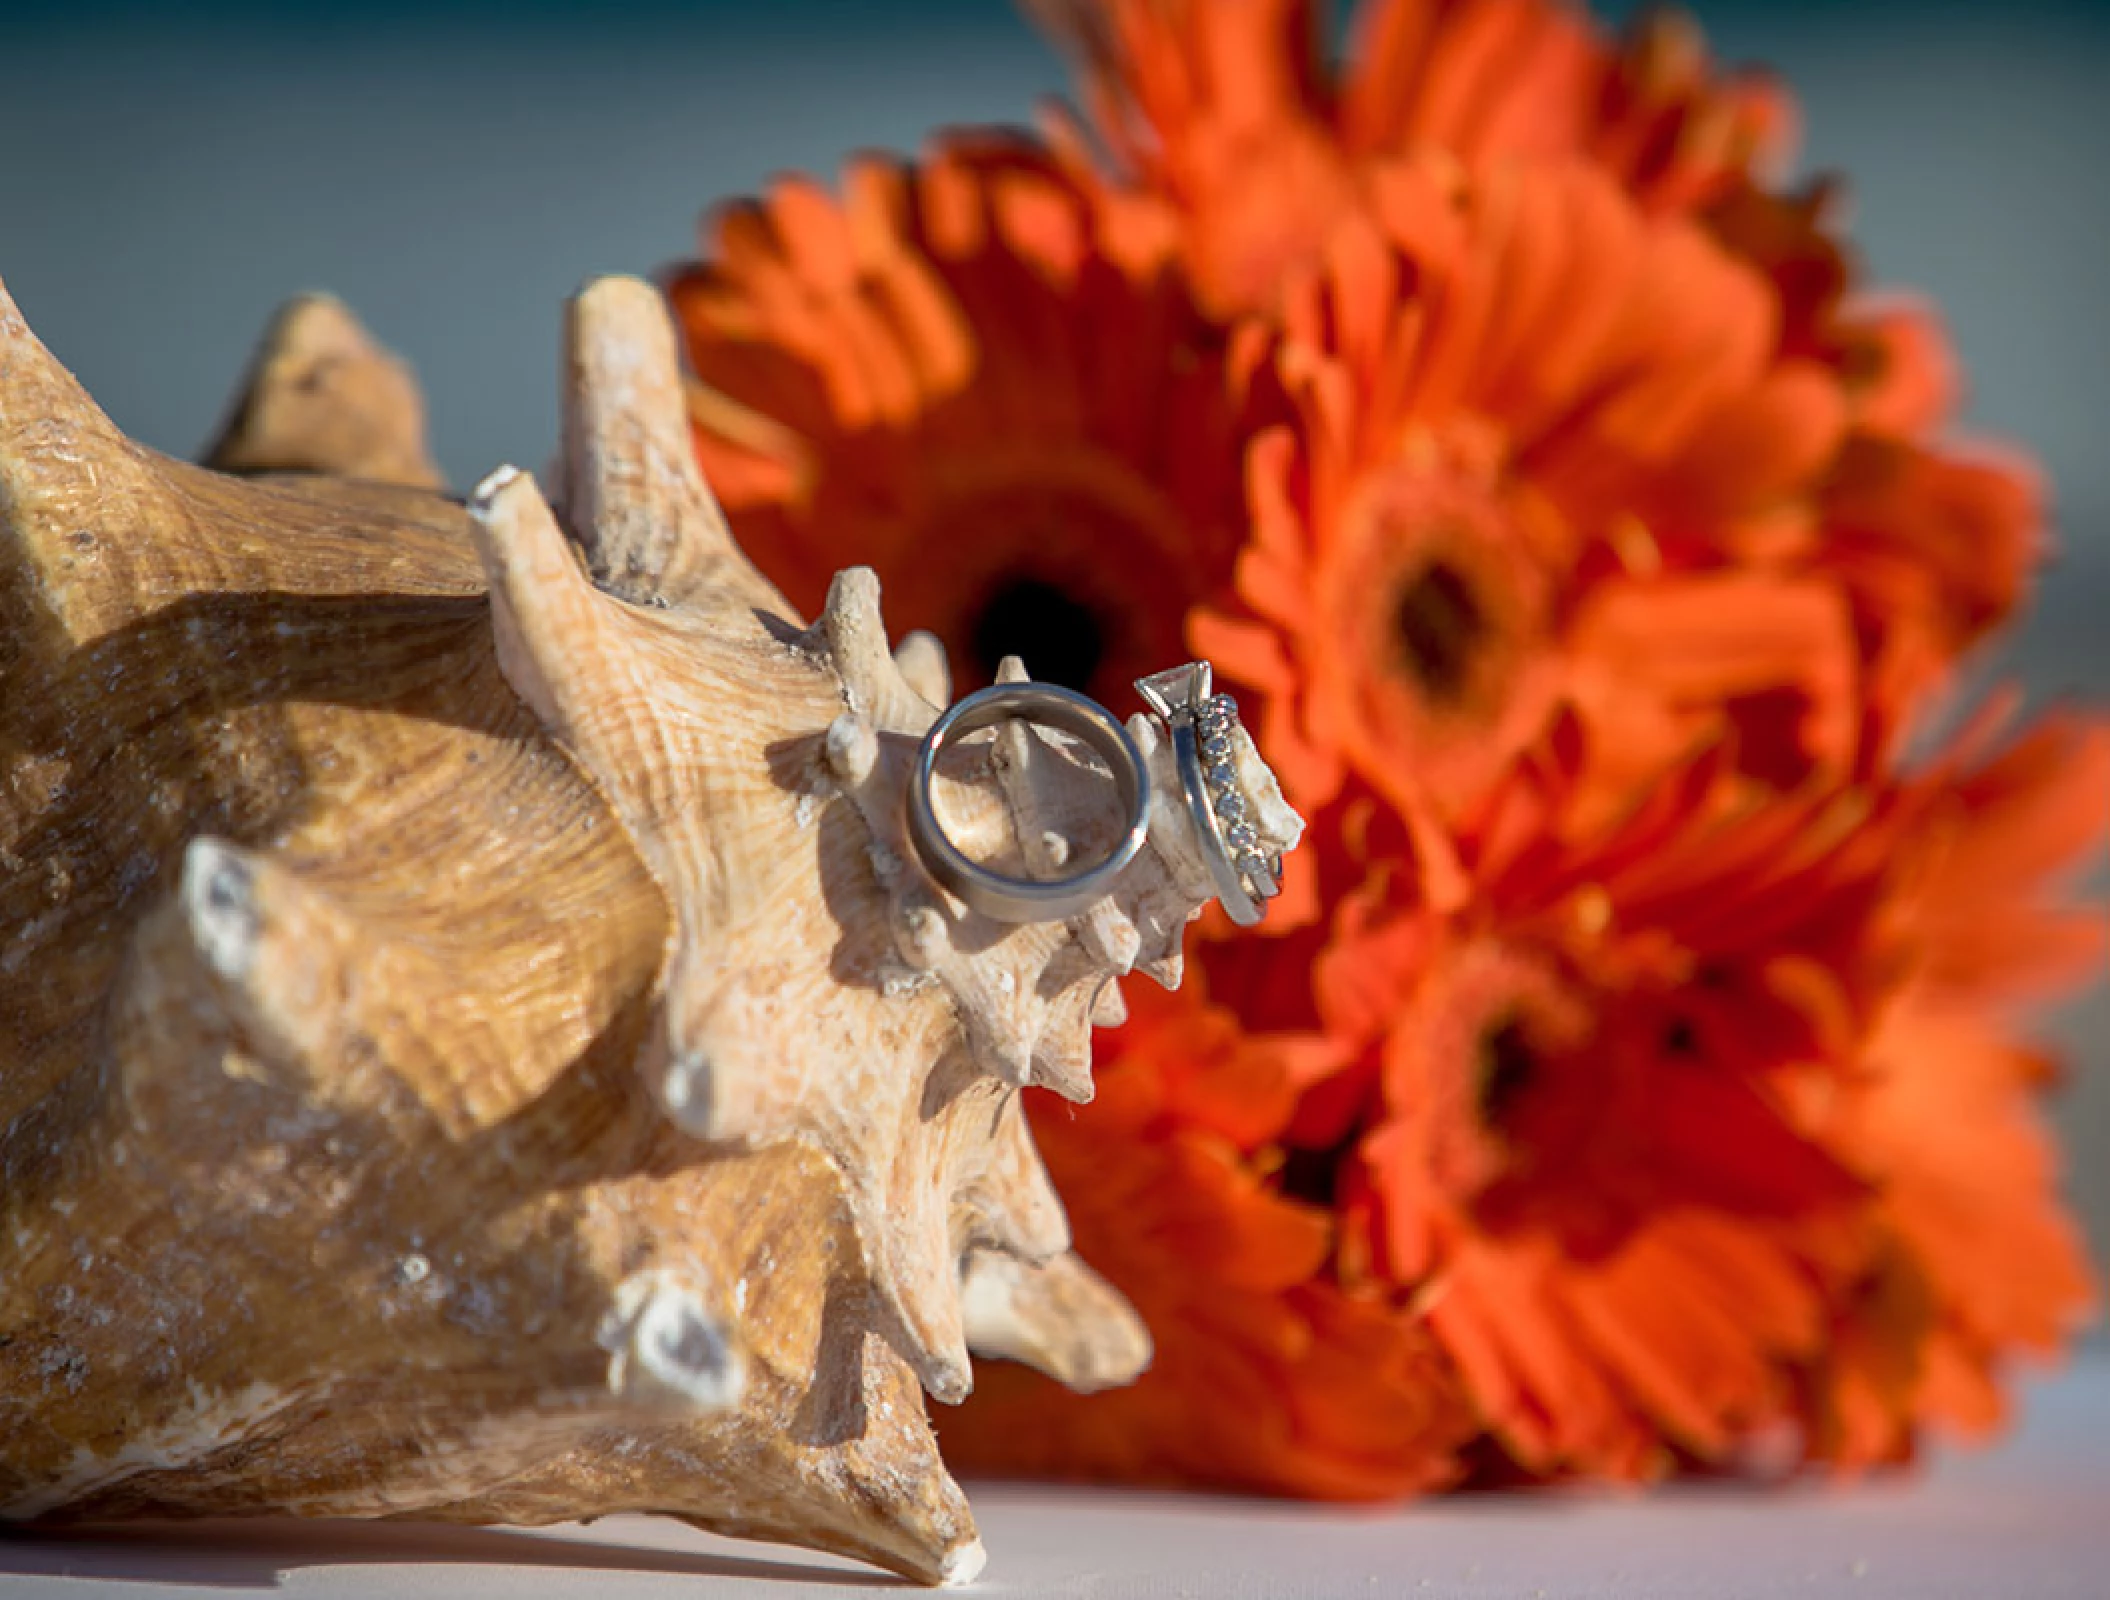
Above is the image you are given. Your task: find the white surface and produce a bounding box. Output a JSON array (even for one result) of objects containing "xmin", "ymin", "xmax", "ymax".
[{"xmin": 2, "ymin": 1355, "xmax": 2103, "ymax": 1598}]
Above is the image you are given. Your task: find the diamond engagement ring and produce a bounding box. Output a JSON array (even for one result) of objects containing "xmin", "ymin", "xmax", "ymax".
[
  {"xmin": 1135, "ymin": 662, "xmax": 1282, "ymax": 926},
  {"xmin": 905, "ymin": 680, "xmax": 1151, "ymax": 923}
]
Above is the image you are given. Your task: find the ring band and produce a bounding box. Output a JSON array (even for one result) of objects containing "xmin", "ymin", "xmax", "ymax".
[
  {"xmin": 1136, "ymin": 663, "xmax": 1281, "ymax": 927},
  {"xmin": 905, "ymin": 682, "xmax": 1151, "ymax": 923},
  {"xmin": 1169, "ymin": 719, "xmax": 1265, "ymax": 925}
]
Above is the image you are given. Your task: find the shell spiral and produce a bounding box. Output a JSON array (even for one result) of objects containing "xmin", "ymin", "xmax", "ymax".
[{"xmin": 0, "ymin": 277, "xmax": 1301, "ymax": 1582}]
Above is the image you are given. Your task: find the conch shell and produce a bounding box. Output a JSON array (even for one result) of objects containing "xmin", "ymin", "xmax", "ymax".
[{"xmin": 0, "ymin": 275, "xmax": 1301, "ymax": 1582}]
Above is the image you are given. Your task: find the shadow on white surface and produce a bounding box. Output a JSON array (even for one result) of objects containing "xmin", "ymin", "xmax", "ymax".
[
  {"xmin": 0, "ymin": 1360, "xmax": 2101, "ymax": 1597},
  {"xmin": 0, "ymin": 1516, "xmax": 895, "ymax": 1592}
]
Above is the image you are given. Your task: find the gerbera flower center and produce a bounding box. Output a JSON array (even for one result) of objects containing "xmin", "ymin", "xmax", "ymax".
[
  {"xmin": 897, "ymin": 461, "xmax": 1213, "ymax": 708},
  {"xmin": 1393, "ymin": 559, "xmax": 1489, "ymax": 707},
  {"xmin": 970, "ymin": 575, "xmax": 1108, "ymax": 693},
  {"xmin": 1475, "ymin": 1015, "xmax": 1538, "ymax": 1132},
  {"xmin": 1276, "ymin": 1127, "xmax": 1361, "ymax": 1211},
  {"xmin": 1310, "ymin": 462, "xmax": 1558, "ymax": 811}
]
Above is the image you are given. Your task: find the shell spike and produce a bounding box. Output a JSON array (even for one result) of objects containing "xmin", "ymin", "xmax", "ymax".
[
  {"xmin": 0, "ymin": 276, "xmax": 165, "ymax": 558},
  {"xmin": 962, "ymin": 1095, "xmax": 1071, "ymax": 1262},
  {"xmin": 1140, "ymin": 948, "xmax": 1185, "ymax": 990},
  {"xmin": 892, "ymin": 890, "xmax": 953, "ymax": 971},
  {"xmin": 1079, "ymin": 901, "xmax": 1142, "ymax": 972},
  {"xmin": 465, "ymin": 464, "xmax": 616, "ymax": 739},
  {"xmin": 644, "ymin": 963, "xmax": 777, "ymax": 1146},
  {"xmin": 596, "ymin": 1268, "xmax": 746, "ymax": 1415},
  {"xmin": 811, "ymin": 566, "xmax": 935, "ymax": 732},
  {"xmin": 647, "ymin": 1018, "xmax": 724, "ymax": 1141},
  {"xmin": 1030, "ymin": 1020, "xmax": 1096, "ymax": 1103},
  {"xmin": 873, "ymin": 1254, "xmax": 975, "ymax": 1408},
  {"xmin": 964, "ymin": 1010, "xmax": 1037, "ymax": 1088},
  {"xmin": 960, "ymin": 1250, "xmax": 1153, "ymax": 1394},
  {"xmin": 202, "ymin": 293, "xmax": 441, "ymax": 487},
  {"xmin": 892, "ymin": 630, "xmax": 952, "ymax": 710},
  {"xmin": 561, "ymin": 275, "xmax": 785, "ymax": 614},
  {"xmin": 710, "ymin": 1407, "xmax": 984, "ymax": 1587},
  {"xmin": 822, "ymin": 710, "xmax": 881, "ymax": 788},
  {"xmin": 170, "ymin": 837, "xmax": 349, "ymax": 1070}
]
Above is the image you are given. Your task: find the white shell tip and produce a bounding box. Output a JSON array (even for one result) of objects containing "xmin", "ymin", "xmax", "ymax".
[
  {"xmin": 940, "ymin": 1538, "xmax": 988, "ymax": 1588},
  {"xmin": 180, "ymin": 838, "xmax": 261, "ymax": 980},
  {"xmin": 1140, "ymin": 950, "xmax": 1184, "ymax": 990},
  {"xmin": 1089, "ymin": 979, "xmax": 1128, "ymax": 1028},
  {"xmin": 1080, "ymin": 903, "xmax": 1141, "ymax": 973},
  {"xmin": 823, "ymin": 712, "xmax": 880, "ymax": 787},
  {"xmin": 927, "ymin": 1359, "xmax": 974, "ymax": 1408},
  {"xmin": 894, "ymin": 903, "xmax": 951, "ymax": 970},
  {"xmin": 598, "ymin": 1271, "xmax": 744, "ymax": 1413},
  {"xmin": 820, "ymin": 566, "xmax": 885, "ymax": 631},
  {"xmin": 1031, "ymin": 1052, "xmax": 1095, "ymax": 1105},
  {"xmin": 977, "ymin": 1037, "xmax": 1035, "ymax": 1088},
  {"xmin": 467, "ymin": 463, "xmax": 526, "ymax": 513},
  {"xmin": 656, "ymin": 1047, "xmax": 717, "ymax": 1136}
]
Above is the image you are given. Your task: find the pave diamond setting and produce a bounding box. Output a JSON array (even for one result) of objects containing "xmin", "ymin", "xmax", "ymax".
[{"xmin": 1135, "ymin": 663, "xmax": 1282, "ymax": 924}]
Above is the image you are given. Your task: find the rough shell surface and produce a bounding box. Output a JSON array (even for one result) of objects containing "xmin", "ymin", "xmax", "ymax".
[{"xmin": 0, "ymin": 276, "xmax": 1301, "ymax": 1583}]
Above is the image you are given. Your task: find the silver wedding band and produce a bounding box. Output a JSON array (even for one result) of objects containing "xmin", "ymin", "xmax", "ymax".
[{"xmin": 905, "ymin": 682, "xmax": 1150, "ymax": 923}]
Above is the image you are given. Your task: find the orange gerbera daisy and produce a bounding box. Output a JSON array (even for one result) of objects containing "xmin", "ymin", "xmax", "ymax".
[
  {"xmin": 670, "ymin": 135, "xmax": 1259, "ymax": 708},
  {"xmin": 1806, "ymin": 1001, "xmax": 2095, "ymax": 1469},
  {"xmin": 937, "ymin": 962, "xmax": 1482, "ymax": 1497},
  {"xmin": 1314, "ymin": 705, "xmax": 2102, "ymax": 1477},
  {"xmin": 1281, "ymin": 732, "xmax": 1900, "ymax": 1474},
  {"xmin": 1193, "ymin": 157, "xmax": 1867, "ymax": 820},
  {"xmin": 1799, "ymin": 712, "xmax": 2110, "ymax": 1466},
  {"xmin": 1033, "ymin": 0, "xmax": 1788, "ymax": 317},
  {"xmin": 1039, "ymin": 0, "xmax": 2041, "ymax": 757}
]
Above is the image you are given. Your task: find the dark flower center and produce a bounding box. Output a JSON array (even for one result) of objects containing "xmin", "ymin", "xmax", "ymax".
[
  {"xmin": 971, "ymin": 576, "xmax": 1107, "ymax": 693},
  {"xmin": 1725, "ymin": 686, "xmax": 1819, "ymax": 790},
  {"xmin": 1277, "ymin": 1128, "xmax": 1360, "ymax": 1210},
  {"xmin": 1394, "ymin": 560, "xmax": 1486, "ymax": 705},
  {"xmin": 1476, "ymin": 1016, "xmax": 1537, "ymax": 1130}
]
